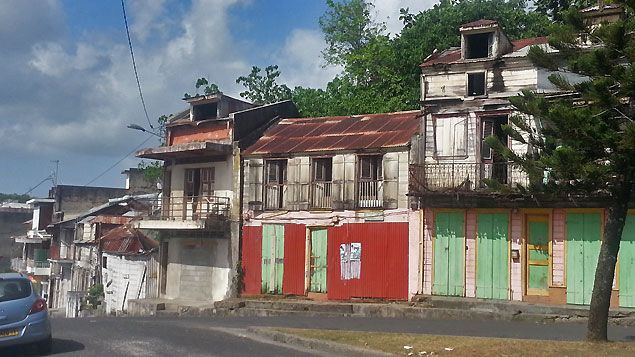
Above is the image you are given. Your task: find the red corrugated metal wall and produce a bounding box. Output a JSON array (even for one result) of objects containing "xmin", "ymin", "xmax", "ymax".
[
  {"xmin": 241, "ymin": 225, "xmax": 262, "ymax": 295},
  {"xmin": 283, "ymin": 224, "xmax": 306, "ymax": 295},
  {"xmin": 327, "ymin": 222, "xmax": 408, "ymax": 300}
]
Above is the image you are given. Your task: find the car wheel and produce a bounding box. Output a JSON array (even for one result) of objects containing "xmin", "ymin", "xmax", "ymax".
[{"xmin": 35, "ymin": 335, "xmax": 52, "ymax": 355}]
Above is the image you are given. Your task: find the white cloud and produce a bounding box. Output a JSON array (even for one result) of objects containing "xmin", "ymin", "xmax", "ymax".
[
  {"xmin": 372, "ymin": 0, "xmax": 438, "ymax": 36},
  {"xmin": 277, "ymin": 29, "xmax": 342, "ymax": 89}
]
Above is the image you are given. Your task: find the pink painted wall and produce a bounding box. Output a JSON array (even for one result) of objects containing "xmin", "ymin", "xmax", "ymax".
[
  {"xmin": 465, "ymin": 209, "xmax": 477, "ymax": 298},
  {"xmin": 408, "ymin": 210, "xmax": 422, "ymax": 298},
  {"xmin": 552, "ymin": 209, "xmax": 566, "ymax": 286},
  {"xmin": 510, "ymin": 210, "xmax": 523, "ymax": 300},
  {"xmin": 422, "ymin": 209, "xmax": 434, "ymax": 295}
]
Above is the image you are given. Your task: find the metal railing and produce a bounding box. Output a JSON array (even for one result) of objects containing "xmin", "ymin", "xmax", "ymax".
[
  {"xmin": 11, "ymin": 258, "xmax": 26, "ymax": 272},
  {"xmin": 264, "ymin": 184, "xmax": 286, "ymax": 210},
  {"xmin": 147, "ymin": 194, "xmax": 230, "ymax": 221},
  {"xmin": 409, "ymin": 162, "xmax": 530, "ymax": 193},
  {"xmin": 358, "ymin": 180, "xmax": 383, "ymax": 208},
  {"xmin": 310, "ymin": 181, "xmax": 332, "ymax": 209}
]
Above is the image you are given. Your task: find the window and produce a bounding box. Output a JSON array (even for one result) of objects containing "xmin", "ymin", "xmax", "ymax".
[
  {"xmin": 312, "ymin": 158, "xmax": 332, "ymax": 182},
  {"xmin": 184, "ymin": 168, "xmax": 215, "ymax": 197},
  {"xmin": 0, "ymin": 279, "xmax": 31, "ymax": 302},
  {"xmin": 480, "ymin": 116, "xmax": 508, "ymax": 161},
  {"xmin": 481, "ymin": 119, "xmax": 495, "ymax": 160},
  {"xmin": 264, "ymin": 160, "xmax": 287, "ymax": 210},
  {"xmin": 467, "ymin": 72, "xmax": 486, "ymax": 97},
  {"xmin": 434, "ymin": 116, "xmax": 468, "ymax": 157},
  {"xmin": 465, "ymin": 32, "xmax": 493, "ymax": 59},
  {"xmin": 192, "ymin": 102, "xmax": 218, "ymax": 121},
  {"xmin": 102, "ymin": 256, "xmax": 107, "ymax": 269},
  {"xmin": 358, "ymin": 156, "xmax": 382, "ymax": 181}
]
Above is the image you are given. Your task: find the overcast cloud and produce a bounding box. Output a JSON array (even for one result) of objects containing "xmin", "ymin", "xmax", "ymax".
[{"xmin": 0, "ymin": 0, "xmax": 436, "ymax": 195}]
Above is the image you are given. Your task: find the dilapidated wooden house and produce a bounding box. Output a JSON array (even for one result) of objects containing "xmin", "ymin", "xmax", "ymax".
[
  {"xmin": 409, "ymin": 11, "xmax": 635, "ymax": 307},
  {"xmin": 241, "ymin": 111, "xmax": 423, "ymax": 300}
]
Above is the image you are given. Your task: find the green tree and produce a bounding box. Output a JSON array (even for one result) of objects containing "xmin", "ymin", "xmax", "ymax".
[
  {"xmin": 319, "ymin": 0, "xmax": 384, "ymax": 65},
  {"xmin": 236, "ymin": 65, "xmax": 292, "ymax": 105},
  {"xmin": 533, "ymin": 0, "xmax": 594, "ymax": 21},
  {"xmin": 184, "ymin": 77, "xmax": 221, "ymax": 98},
  {"xmin": 485, "ymin": 2, "xmax": 635, "ymax": 341},
  {"xmin": 0, "ymin": 193, "xmax": 31, "ymax": 203}
]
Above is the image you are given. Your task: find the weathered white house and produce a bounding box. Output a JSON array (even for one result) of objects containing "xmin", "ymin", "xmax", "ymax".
[
  {"xmin": 100, "ymin": 226, "xmax": 158, "ymax": 314},
  {"xmin": 134, "ymin": 93, "xmax": 298, "ymax": 303},
  {"xmin": 409, "ymin": 11, "xmax": 635, "ymax": 307}
]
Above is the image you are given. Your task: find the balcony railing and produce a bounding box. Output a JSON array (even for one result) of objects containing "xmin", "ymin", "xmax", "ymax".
[
  {"xmin": 358, "ymin": 180, "xmax": 383, "ymax": 208},
  {"xmin": 11, "ymin": 258, "xmax": 26, "ymax": 272},
  {"xmin": 264, "ymin": 184, "xmax": 286, "ymax": 210},
  {"xmin": 409, "ymin": 162, "xmax": 530, "ymax": 193},
  {"xmin": 147, "ymin": 194, "xmax": 230, "ymax": 221},
  {"xmin": 310, "ymin": 182, "xmax": 332, "ymax": 209}
]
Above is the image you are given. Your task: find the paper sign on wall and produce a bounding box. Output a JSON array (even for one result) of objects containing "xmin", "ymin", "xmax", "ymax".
[{"xmin": 340, "ymin": 243, "xmax": 361, "ymax": 280}]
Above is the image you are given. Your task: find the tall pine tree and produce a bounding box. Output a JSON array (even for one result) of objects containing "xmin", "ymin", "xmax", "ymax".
[{"xmin": 486, "ymin": 1, "xmax": 635, "ymax": 341}]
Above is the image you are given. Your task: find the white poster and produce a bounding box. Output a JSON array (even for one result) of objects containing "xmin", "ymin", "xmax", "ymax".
[{"xmin": 340, "ymin": 243, "xmax": 361, "ymax": 280}]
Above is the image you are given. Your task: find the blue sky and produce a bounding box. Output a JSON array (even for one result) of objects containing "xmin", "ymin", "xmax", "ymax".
[{"xmin": 0, "ymin": 0, "xmax": 435, "ymax": 198}]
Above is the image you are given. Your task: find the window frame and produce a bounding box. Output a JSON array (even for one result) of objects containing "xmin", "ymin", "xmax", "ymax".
[
  {"xmin": 432, "ymin": 115, "xmax": 469, "ymax": 159},
  {"xmin": 466, "ymin": 71, "xmax": 487, "ymax": 97}
]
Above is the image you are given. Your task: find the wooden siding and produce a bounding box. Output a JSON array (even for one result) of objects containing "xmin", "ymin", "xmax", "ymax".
[{"xmin": 422, "ymin": 67, "xmax": 537, "ymax": 100}]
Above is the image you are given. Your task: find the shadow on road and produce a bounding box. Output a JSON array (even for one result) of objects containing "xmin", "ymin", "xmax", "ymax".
[{"xmin": 0, "ymin": 338, "xmax": 85, "ymax": 356}]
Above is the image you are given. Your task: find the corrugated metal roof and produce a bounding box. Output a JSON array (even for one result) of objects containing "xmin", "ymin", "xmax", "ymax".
[
  {"xmin": 243, "ymin": 111, "xmax": 421, "ymax": 156},
  {"xmin": 100, "ymin": 226, "xmax": 158, "ymax": 256},
  {"xmin": 421, "ymin": 37, "xmax": 549, "ymax": 67},
  {"xmin": 460, "ymin": 19, "xmax": 498, "ymax": 29}
]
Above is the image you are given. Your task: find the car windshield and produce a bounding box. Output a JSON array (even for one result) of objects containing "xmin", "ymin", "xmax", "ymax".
[{"xmin": 0, "ymin": 279, "xmax": 31, "ymax": 302}]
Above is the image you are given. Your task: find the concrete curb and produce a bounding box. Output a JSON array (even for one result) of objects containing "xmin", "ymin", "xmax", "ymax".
[{"xmin": 248, "ymin": 326, "xmax": 394, "ymax": 357}]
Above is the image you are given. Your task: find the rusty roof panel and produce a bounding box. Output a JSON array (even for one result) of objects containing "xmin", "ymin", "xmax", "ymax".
[
  {"xmin": 244, "ymin": 111, "xmax": 421, "ymax": 156},
  {"xmin": 101, "ymin": 226, "xmax": 158, "ymax": 256}
]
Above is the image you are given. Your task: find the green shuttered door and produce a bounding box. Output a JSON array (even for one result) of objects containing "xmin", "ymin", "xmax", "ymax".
[
  {"xmin": 476, "ymin": 213, "xmax": 509, "ymax": 299},
  {"xmin": 527, "ymin": 217, "xmax": 550, "ymax": 294},
  {"xmin": 262, "ymin": 224, "xmax": 284, "ymax": 294},
  {"xmin": 433, "ymin": 212, "xmax": 465, "ymax": 296},
  {"xmin": 619, "ymin": 215, "xmax": 635, "ymax": 307},
  {"xmin": 566, "ymin": 213, "xmax": 601, "ymax": 305},
  {"xmin": 310, "ymin": 228, "xmax": 328, "ymax": 293}
]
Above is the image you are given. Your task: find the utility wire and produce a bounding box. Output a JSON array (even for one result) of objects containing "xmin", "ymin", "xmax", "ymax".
[
  {"xmin": 84, "ymin": 135, "xmax": 153, "ymax": 186},
  {"xmin": 121, "ymin": 0, "xmax": 153, "ymax": 129},
  {"xmin": 24, "ymin": 175, "xmax": 53, "ymax": 196}
]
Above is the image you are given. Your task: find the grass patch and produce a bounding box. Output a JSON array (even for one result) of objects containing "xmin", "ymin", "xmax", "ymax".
[{"xmin": 277, "ymin": 328, "xmax": 635, "ymax": 356}]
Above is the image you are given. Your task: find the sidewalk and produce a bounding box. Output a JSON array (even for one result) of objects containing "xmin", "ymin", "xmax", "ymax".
[{"xmin": 127, "ymin": 295, "xmax": 635, "ymax": 326}]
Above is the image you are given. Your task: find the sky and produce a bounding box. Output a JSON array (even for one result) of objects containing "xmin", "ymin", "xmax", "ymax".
[{"xmin": 0, "ymin": 0, "xmax": 436, "ymax": 198}]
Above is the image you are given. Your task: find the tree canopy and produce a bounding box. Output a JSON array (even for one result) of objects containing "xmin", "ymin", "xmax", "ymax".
[{"xmin": 287, "ymin": 0, "xmax": 552, "ymax": 117}]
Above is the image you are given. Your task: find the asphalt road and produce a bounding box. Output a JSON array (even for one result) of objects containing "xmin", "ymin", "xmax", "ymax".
[{"xmin": 2, "ymin": 315, "xmax": 634, "ymax": 356}]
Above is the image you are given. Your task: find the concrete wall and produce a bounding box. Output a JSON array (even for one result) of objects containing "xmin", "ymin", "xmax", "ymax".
[
  {"xmin": 51, "ymin": 185, "xmax": 129, "ymax": 219},
  {"xmin": 165, "ymin": 237, "xmax": 231, "ymax": 301},
  {"xmin": 0, "ymin": 207, "xmax": 32, "ymax": 271},
  {"xmin": 102, "ymin": 253, "xmax": 151, "ymax": 314},
  {"xmin": 168, "ymin": 160, "xmax": 233, "ymax": 201}
]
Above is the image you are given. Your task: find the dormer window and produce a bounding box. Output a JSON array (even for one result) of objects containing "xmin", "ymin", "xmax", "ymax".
[
  {"xmin": 192, "ymin": 101, "xmax": 218, "ymax": 121},
  {"xmin": 464, "ymin": 32, "xmax": 494, "ymax": 59}
]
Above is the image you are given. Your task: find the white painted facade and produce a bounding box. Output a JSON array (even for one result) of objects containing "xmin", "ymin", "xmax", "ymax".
[{"xmin": 101, "ymin": 253, "xmax": 153, "ymax": 314}]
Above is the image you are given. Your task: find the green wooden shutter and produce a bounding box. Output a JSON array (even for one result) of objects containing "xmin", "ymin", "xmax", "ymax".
[
  {"xmin": 476, "ymin": 213, "xmax": 509, "ymax": 300},
  {"xmin": 619, "ymin": 215, "xmax": 635, "ymax": 307},
  {"xmin": 433, "ymin": 212, "xmax": 465, "ymax": 296}
]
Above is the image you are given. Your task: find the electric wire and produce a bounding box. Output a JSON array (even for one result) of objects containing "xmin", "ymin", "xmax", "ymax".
[
  {"xmin": 24, "ymin": 175, "xmax": 53, "ymax": 196},
  {"xmin": 121, "ymin": 0, "xmax": 153, "ymax": 129},
  {"xmin": 84, "ymin": 135, "xmax": 153, "ymax": 186}
]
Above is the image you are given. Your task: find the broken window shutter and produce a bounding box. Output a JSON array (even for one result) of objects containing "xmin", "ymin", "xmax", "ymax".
[
  {"xmin": 482, "ymin": 120, "xmax": 494, "ymax": 159},
  {"xmin": 453, "ymin": 116, "xmax": 467, "ymax": 156},
  {"xmin": 434, "ymin": 118, "xmax": 445, "ymax": 156}
]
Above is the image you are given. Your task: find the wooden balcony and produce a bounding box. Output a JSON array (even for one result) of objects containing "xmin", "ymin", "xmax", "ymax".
[
  {"xmin": 264, "ymin": 184, "xmax": 286, "ymax": 211},
  {"xmin": 310, "ymin": 182, "xmax": 332, "ymax": 209},
  {"xmin": 358, "ymin": 180, "xmax": 383, "ymax": 208},
  {"xmin": 409, "ymin": 162, "xmax": 530, "ymax": 194}
]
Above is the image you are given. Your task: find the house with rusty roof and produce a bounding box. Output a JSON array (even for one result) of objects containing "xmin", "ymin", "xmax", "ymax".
[
  {"xmin": 133, "ymin": 93, "xmax": 298, "ymax": 305},
  {"xmin": 241, "ymin": 110, "xmax": 423, "ymax": 300},
  {"xmin": 100, "ymin": 226, "xmax": 158, "ymax": 315},
  {"xmin": 408, "ymin": 8, "xmax": 635, "ymax": 308}
]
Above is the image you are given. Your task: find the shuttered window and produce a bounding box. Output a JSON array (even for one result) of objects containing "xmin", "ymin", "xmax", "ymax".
[
  {"xmin": 359, "ymin": 156, "xmax": 382, "ymax": 180},
  {"xmin": 312, "ymin": 158, "xmax": 332, "ymax": 182},
  {"xmin": 434, "ymin": 116, "xmax": 467, "ymax": 157},
  {"xmin": 481, "ymin": 119, "xmax": 495, "ymax": 160}
]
